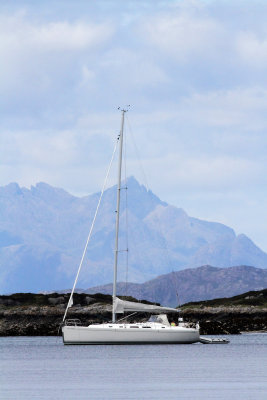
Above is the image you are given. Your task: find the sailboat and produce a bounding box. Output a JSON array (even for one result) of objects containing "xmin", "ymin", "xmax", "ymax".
[{"xmin": 61, "ymin": 109, "xmax": 200, "ymax": 344}]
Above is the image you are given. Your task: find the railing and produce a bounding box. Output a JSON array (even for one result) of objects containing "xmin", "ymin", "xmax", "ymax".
[{"xmin": 65, "ymin": 319, "xmax": 82, "ymax": 326}]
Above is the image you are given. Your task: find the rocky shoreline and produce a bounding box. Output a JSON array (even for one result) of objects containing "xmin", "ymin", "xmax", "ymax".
[
  {"xmin": 181, "ymin": 307, "xmax": 267, "ymax": 334},
  {"xmin": 0, "ymin": 292, "xmax": 266, "ymax": 336}
]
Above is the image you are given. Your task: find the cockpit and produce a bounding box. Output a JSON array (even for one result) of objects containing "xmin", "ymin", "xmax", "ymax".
[{"xmin": 148, "ymin": 314, "xmax": 170, "ymax": 326}]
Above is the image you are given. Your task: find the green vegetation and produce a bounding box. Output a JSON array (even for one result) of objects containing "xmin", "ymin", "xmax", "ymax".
[{"xmin": 181, "ymin": 288, "xmax": 267, "ymax": 309}]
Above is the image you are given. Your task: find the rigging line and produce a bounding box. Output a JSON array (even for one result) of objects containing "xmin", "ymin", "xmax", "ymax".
[
  {"xmin": 116, "ymin": 312, "xmax": 137, "ymax": 323},
  {"xmin": 126, "ymin": 114, "xmax": 158, "ymax": 303},
  {"xmin": 126, "ymin": 114, "xmax": 149, "ymax": 192},
  {"xmin": 123, "ymin": 123, "xmax": 129, "ymax": 296},
  {"xmin": 62, "ymin": 136, "xmax": 120, "ymax": 323},
  {"xmin": 125, "ymin": 113, "xmax": 154, "ymax": 298},
  {"xmin": 172, "ymin": 271, "xmax": 181, "ymax": 307},
  {"xmin": 126, "ymin": 113, "xmax": 180, "ymax": 307}
]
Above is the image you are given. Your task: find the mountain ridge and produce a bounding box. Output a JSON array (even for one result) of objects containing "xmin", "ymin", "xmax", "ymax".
[
  {"xmin": 0, "ymin": 178, "xmax": 267, "ymax": 293},
  {"xmin": 85, "ymin": 265, "xmax": 267, "ymax": 307}
]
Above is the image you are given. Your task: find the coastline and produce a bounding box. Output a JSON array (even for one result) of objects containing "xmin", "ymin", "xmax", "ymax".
[
  {"xmin": 1, "ymin": 293, "xmax": 266, "ymax": 336},
  {"xmin": 181, "ymin": 307, "xmax": 267, "ymax": 335}
]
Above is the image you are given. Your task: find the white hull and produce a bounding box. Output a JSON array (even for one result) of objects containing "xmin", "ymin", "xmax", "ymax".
[{"xmin": 62, "ymin": 324, "xmax": 200, "ymax": 345}]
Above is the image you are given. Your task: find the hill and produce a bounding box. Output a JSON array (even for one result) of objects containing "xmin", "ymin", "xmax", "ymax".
[
  {"xmin": 86, "ymin": 265, "xmax": 267, "ymax": 306},
  {"xmin": 180, "ymin": 288, "xmax": 267, "ymax": 334},
  {"xmin": 182, "ymin": 288, "xmax": 267, "ymax": 308}
]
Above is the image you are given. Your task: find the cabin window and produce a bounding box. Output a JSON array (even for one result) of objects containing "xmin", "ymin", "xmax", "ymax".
[
  {"xmin": 142, "ymin": 326, "xmax": 151, "ymax": 329},
  {"xmin": 130, "ymin": 326, "xmax": 139, "ymax": 328}
]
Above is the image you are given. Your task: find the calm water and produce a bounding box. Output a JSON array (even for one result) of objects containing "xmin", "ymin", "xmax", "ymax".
[{"xmin": 0, "ymin": 334, "xmax": 266, "ymax": 400}]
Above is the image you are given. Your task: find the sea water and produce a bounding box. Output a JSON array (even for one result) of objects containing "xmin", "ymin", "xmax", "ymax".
[{"xmin": 0, "ymin": 334, "xmax": 266, "ymax": 400}]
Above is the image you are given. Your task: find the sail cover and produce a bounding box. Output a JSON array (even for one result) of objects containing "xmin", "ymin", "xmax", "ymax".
[{"xmin": 114, "ymin": 297, "xmax": 180, "ymax": 314}]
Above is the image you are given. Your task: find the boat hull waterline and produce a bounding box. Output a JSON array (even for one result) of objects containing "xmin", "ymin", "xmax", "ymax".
[{"xmin": 62, "ymin": 325, "xmax": 200, "ymax": 345}]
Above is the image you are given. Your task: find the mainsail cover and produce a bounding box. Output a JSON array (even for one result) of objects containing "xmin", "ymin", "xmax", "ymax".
[{"xmin": 114, "ymin": 297, "xmax": 180, "ymax": 314}]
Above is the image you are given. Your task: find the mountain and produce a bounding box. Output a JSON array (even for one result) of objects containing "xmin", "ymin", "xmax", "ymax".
[
  {"xmin": 0, "ymin": 178, "xmax": 267, "ymax": 293},
  {"xmin": 85, "ymin": 265, "xmax": 267, "ymax": 307}
]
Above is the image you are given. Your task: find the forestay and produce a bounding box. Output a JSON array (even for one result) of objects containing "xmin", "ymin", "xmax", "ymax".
[{"xmin": 114, "ymin": 297, "xmax": 180, "ymax": 314}]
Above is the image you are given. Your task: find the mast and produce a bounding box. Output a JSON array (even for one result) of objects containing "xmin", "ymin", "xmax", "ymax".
[{"xmin": 112, "ymin": 109, "xmax": 126, "ymax": 323}]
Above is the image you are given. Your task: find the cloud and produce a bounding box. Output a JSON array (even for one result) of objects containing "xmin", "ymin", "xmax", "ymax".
[
  {"xmin": 100, "ymin": 47, "xmax": 169, "ymax": 87},
  {"xmin": 140, "ymin": 10, "xmax": 224, "ymax": 63},
  {"xmin": 178, "ymin": 87, "xmax": 267, "ymax": 132},
  {"xmin": 137, "ymin": 2, "xmax": 267, "ymax": 95},
  {"xmin": 1, "ymin": 129, "xmax": 110, "ymax": 192},
  {"xmin": 0, "ymin": 12, "xmax": 114, "ymax": 113},
  {"xmin": 132, "ymin": 152, "xmax": 263, "ymax": 194},
  {"xmin": 0, "ymin": 13, "xmax": 112, "ymax": 52},
  {"xmin": 79, "ymin": 66, "xmax": 95, "ymax": 89},
  {"xmin": 1, "ymin": 129, "xmax": 78, "ymax": 167},
  {"xmin": 236, "ymin": 32, "xmax": 267, "ymax": 68},
  {"xmin": 0, "ymin": 1, "xmax": 267, "ymax": 250}
]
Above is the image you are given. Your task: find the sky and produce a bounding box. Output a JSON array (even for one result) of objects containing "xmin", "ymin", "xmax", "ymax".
[{"xmin": 0, "ymin": 0, "xmax": 266, "ymax": 251}]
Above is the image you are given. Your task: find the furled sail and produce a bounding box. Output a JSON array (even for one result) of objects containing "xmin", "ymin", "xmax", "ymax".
[{"xmin": 113, "ymin": 297, "xmax": 180, "ymax": 314}]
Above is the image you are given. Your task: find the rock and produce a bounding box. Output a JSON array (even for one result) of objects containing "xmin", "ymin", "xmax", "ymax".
[
  {"xmin": 48, "ymin": 297, "xmax": 65, "ymax": 305},
  {"xmin": 0, "ymin": 292, "xmax": 266, "ymax": 336},
  {"xmin": 85, "ymin": 296, "xmax": 94, "ymax": 305}
]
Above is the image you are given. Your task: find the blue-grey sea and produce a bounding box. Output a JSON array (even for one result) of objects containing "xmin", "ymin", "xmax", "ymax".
[{"xmin": 0, "ymin": 334, "xmax": 266, "ymax": 400}]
